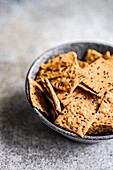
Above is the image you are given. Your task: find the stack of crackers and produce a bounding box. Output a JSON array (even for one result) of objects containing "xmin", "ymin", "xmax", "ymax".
[{"xmin": 28, "ymin": 50, "xmax": 113, "ymax": 137}]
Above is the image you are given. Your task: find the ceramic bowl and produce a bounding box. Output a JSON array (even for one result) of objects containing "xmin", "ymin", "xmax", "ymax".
[{"xmin": 25, "ymin": 42, "xmax": 113, "ymax": 143}]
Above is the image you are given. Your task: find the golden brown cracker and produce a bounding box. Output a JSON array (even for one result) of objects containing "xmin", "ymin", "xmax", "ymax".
[
  {"xmin": 57, "ymin": 91, "xmax": 75, "ymax": 107},
  {"xmin": 78, "ymin": 82, "xmax": 112, "ymax": 99},
  {"xmin": 54, "ymin": 100, "xmax": 96, "ymax": 137},
  {"xmin": 51, "ymin": 64, "xmax": 87, "ymax": 93},
  {"xmin": 87, "ymin": 92, "xmax": 113, "ymax": 134},
  {"xmin": 85, "ymin": 49, "xmax": 103, "ymax": 64},
  {"xmin": 82, "ymin": 58, "xmax": 113, "ymax": 97},
  {"xmin": 94, "ymin": 92, "xmax": 113, "ymax": 125},
  {"xmin": 40, "ymin": 51, "xmax": 78, "ymax": 69},
  {"xmin": 29, "ymin": 78, "xmax": 44, "ymax": 92},
  {"xmin": 41, "ymin": 77, "xmax": 61, "ymax": 112},
  {"xmin": 56, "ymin": 91, "xmax": 73, "ymax": 106},
  {"xmin": 103, "ymin": 51, "xmax": 113, "ymax": 63},
  {"xmin": 55, "ymin": 87, "xmax": 104, "ymax": 137},
  {"xmin": 36, "ymin": 61, "xmax": 73, "ymax": 82},
  {"xmin": 51, "ymin": 76, "xmax": 78, "ymax": 92},
  {"xmin": 87, "ymin": 124, "xmax": 113, "ymax": 135},
  {"xmin": 57, "ymin": 87, "xmax": 101, "ymax": 108},
  {"xmin": 78, "ymin": 60, "xmax": 89, "ymax": 69},
  {"xmin": 72, "ymin": 88, "xmax": 102, "ymax": 112},
  {"xmin": 28, "ymin": 78, "xmax": 49, "ymax": 116},
  {"xmin": 36, "ymin": 52, "xmax": 79, "ymax": 81}
]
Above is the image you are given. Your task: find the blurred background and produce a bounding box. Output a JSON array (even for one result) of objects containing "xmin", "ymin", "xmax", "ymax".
[
  {"xmin": 0, "ymin": 0, "xmax": 113, "ymax": 64},
  {"xmin": 0, "ymin": 0, "xmax": 113, "ymax": 169}
]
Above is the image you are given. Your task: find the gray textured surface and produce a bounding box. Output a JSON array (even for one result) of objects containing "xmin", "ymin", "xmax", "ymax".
[{"xmin": 0, "ymin": 0, "xmax": 113, "ymax": 169}]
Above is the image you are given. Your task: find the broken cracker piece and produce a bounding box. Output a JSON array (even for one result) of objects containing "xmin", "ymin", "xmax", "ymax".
[
  {"xmin": 85, "ymin": 49, "xmax": 103, "ymax": 64},
  {"xmin": 103, "ymin": 51, "xmax": 113, "ymax": 64}
]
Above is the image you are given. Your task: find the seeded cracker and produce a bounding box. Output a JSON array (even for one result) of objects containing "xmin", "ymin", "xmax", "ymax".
[
  {"xmin": 36, "ymin": 52, "xmax": 78, "ymax": 82},
  {"xmin": 87, "ymin": 92, "xmax": 113, "ymax": 135},
  {"xmin": 28, "ymin": 78, "xmax": 49, "ymax": 116},
  {"xmin": 57, "ymin": 91, "xmax": 73, "ymax": 107},
  {"xmin": 72, "ymin": 88, "xmax": 102, "ymax": 113},
  {"xmin": 50, "ymin": 63, "xmax": 87, "ymax": 93},
  {"xmin": 78, "ymin": 60, "xmax": 89, "ymax": 69},
  {"xmin": 54, "ymin": 100, "xmax": 96, "ymax": 137},
  {"xmin": 51, "ymin": 76, "xmax": 78, "ymax": 92},
  {"xmin": 87, "ymin": 124, "xmax": 113, "ymax": 135},
  {"xmin": 85, "ymin": 49, "xmax": 103, "ymax": 64},
  {"xmin": 36, "ymin": 61, "xmax": 73, "ymax": 82},
  {"xmin": 55, "ymin": 87, "xmax": 102, "ymax": 137},
  {"xmin": 40, "ymin": 51, "xmax": 78, "ymax": 69},
  {"xmin": 57, "ymin": 87, "xmax": 102, "ymax": 107},
  {"xmin": 82, "ymin": 58, "xmax": 113, "ymax": 97}
]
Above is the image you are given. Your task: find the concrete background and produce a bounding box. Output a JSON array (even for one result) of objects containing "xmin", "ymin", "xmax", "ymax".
[{"xmin": 0, "ymin": 0, "xmax": 113, "ymax": 169}]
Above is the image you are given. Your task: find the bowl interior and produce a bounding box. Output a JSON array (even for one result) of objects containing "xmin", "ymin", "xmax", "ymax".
[{"xmin": 25, "ymin": 42, "xmax": 113, "ymax": 143}]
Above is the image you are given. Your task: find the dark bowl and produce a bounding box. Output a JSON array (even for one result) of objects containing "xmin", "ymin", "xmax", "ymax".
[{"xmin": 25, "ymin": 42, "xmax": 113, "ymax": 143}]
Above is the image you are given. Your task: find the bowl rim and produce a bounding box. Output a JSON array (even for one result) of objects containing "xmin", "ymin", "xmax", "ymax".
[{"xmin": 25, "ymin": 42, "xmax": 113, "ymax": 142}]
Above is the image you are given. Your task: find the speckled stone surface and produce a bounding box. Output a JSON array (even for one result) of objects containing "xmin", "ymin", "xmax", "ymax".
[{"xmin": 0, "ymin": 0, "xmax": 113, "ymax": 169}]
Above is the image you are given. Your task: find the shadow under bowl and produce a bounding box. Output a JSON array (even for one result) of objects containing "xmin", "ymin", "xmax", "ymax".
[{"xmin": 25, "ymin": 42, "xmax": 113, "ymax": 143}]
